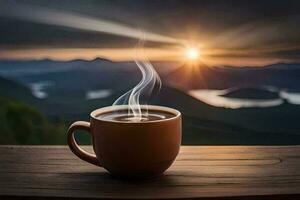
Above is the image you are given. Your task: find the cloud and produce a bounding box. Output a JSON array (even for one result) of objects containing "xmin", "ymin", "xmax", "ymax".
[
  {"xmin": 0, "ymin": 0, "xmax": 299, "ymax": 65},
  {"xmin": 0, "ymin": 2, "xmax": 183, "ymax": 45}
]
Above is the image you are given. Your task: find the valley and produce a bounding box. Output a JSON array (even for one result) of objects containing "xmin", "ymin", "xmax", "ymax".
[{"xmin": 0, "ymin": 59, "xmax": 299, "ymax": 144}]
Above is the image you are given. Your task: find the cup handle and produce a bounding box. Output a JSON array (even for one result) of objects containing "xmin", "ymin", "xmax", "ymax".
[{"xmin": 67, "ymin": 121, "xmax": 101, "ymax": 166}]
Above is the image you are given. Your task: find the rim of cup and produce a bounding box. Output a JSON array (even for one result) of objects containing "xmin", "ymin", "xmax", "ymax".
[{"xmin": 90, "ymin": 105, "xmax": 181, "ymax": 124}]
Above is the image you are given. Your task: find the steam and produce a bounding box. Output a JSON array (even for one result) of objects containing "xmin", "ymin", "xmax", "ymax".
[
  {"xmin": 113, "ymin": 39, "xmax": 161, "ymax": 121},
  {"xmin": 0, "ymin": 2, "xmax": 182, "ymax": 44}
]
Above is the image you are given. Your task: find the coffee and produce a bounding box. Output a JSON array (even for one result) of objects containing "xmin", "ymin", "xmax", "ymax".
[{"xmin": 97, "ymin": 110, "xmax": 175, "ymax": 122}]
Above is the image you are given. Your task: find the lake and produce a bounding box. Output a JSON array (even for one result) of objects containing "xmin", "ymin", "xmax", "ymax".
[{"xmin": 188, "ymin": 88, "xmax": 300, "ymax": 109}]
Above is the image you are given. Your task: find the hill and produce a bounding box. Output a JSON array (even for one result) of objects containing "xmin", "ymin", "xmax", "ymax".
[
  {"xmin": 220, "ymin": 87, "xmax": 279, "ymax": 99},
  {"xmin": 0, "ymin": 76, "xmax": 37, "ymax": 103},
  {"xmin": 155, "ymin": 86, "xmax": 300, "ymax": 144},
  {"xmin": 0, "ymin": 97, "xmax": 66, "ymax": 144}
]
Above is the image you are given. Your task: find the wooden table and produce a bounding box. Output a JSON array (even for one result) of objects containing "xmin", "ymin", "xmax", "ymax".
[{"xmin": 0, "ymin": 146, "xmax": 299, "ymax": 199}]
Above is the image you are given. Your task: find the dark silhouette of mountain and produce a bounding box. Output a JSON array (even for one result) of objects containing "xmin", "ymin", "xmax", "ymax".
[
  {"xmin": 90, "ymin": 57, "xmax": 112, "ymax": 62},
  {"xmin": 220, "ymin": 87, "xmax": 279, "ymax": 99},
  {"xmin": 217, "ymin": 62, "xmax": 300, "ymax": 70},
  {"xmin": 0, "ymin": 76, "xmax": 37, "ymax": 103},
  {"xmin": 262, "ymin": 62, "xmax": 300, "ymax": 70},
  {"xmin": 0, "ymin": 56, "xmax": 113, "ymax": 64},
  {"xmin": 165, "ymin": 62, "xmax": 300, "ymax": 91}
]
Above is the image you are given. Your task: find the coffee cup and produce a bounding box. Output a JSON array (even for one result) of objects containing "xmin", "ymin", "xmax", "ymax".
[{"xmin": 67, "ymin": 105, "xmax": 181, "ymax": 178}]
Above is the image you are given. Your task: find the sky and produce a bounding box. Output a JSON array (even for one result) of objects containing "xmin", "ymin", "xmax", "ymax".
[{"xmin": 0, "ymin": 0, "xmax": 300, "ymax": 66}]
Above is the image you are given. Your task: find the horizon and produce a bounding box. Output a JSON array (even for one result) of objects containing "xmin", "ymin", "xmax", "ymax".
[{"xmin": 0, "ymin": 56, "xmax": 300, "ymax": 68}]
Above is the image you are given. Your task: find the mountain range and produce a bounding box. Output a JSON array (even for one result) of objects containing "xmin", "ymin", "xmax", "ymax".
[
  {"xmin": 165, "ymin": 61, "xmax": 300, "ymax": 91},
  {"xmin": 0, "ymin": 59, "xmax": 299, "ymax": 144}
]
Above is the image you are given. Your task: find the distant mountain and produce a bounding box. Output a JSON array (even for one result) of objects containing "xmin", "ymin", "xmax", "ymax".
[
  {"xmin": 165, "ymin": 62, "xmax": 300, "ymax": 91},
  {"xmin": 164, "ymin": 61, "xmax": 218, "ymax": 89},
  {"xmin": 220, "ymin": 87, "xmax": 279, "ymax": 99},
  {"xmin": 217, "ymin": 62, "xmax": 300, "ymax": 70},
  {"xmin": 90, "ymin": 57, "xmax": 112, "ymax": 62},
  {"xmin": 0, "ymin": 58, "xmax": 142, "ymax": 91},
  {"xmin": 262, "ymin": 62, "xmax": 300, "ymax": 70}
]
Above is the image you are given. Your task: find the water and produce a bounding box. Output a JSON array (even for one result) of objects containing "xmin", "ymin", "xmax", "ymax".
[
  {"xmin": 188, "ymin": 88, "xmax": 300, "ymax": 109},
  {"xmin": 86, "ymin": 89, "xmax": 112, "ymax": 100},
  {"xmin": 30, "ymin": 82, "xmax": 112, "ymax": 100},
  {"xmin": 30, "ymin": 81, "xmax": 53, "ymax": 99},
  {"xmin": 280, "ymin": 91, "xmax": 300, "ymax": 105}
]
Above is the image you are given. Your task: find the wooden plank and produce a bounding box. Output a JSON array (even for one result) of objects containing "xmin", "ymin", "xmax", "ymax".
[{"xmin": 0, "ymin": 146, "xmax": 299, "ymax": 199}]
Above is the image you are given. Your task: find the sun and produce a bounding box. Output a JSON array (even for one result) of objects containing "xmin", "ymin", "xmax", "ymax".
[{"xmin": 185, "ymin": 47, "xmax": 200, "ymax": 60}]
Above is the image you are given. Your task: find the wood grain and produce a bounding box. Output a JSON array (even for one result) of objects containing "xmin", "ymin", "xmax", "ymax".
[{"xmin": 0, "ymin": 146, "xmax": 299, "ymax": 199}]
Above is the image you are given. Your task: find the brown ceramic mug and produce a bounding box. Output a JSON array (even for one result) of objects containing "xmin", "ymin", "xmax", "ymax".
[{"xmin": 67, "ymin": 105, "xmax": 181, "ymax": 178}]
